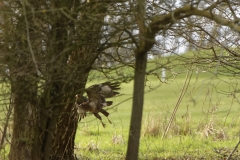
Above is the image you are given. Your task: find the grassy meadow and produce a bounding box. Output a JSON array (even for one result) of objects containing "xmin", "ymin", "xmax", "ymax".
[
  {"xmin": 0, "ymin": 52, "xmax": 240, "ymax": 159},
  {"xmin": 75, "ymin": 69, "xmax": 240, "ymax": 159}
]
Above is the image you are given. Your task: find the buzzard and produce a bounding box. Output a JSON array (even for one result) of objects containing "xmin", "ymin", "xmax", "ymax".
[{"xmin": 75, "ymin": 82, "xmax": 120, "ymax": 127}]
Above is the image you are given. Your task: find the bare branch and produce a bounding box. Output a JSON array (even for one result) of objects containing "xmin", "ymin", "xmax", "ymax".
[
  {"xmin": 150, "ymin": 5, "xmax": 240, "ymax": 34},
  {"xmin": 22, "ymin": 0, "xmax": 42, "ymax": 76}
]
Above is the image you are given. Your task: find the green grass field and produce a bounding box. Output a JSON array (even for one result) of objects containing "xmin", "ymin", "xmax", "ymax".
[
  {"xmin": 1, "ymin": 52, "xmax": 240, "ymax": 159},
  {"xmin": 75, "ymin": 70, "xmax": 240, "ymax": 159}
]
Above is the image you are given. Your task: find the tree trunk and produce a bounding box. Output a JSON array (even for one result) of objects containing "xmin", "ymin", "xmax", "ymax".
[
  {"xmin": 126, "ymin": 51, "xmax": 148, "ymax": 160},
  {"xmin": 50, "ymin": 72, "xmax": 89, "ymax": 160},
  {"xmin": 9, "ymin": 74, "xmax": 39, "ymax": 160},
  {"xmin": 126, "ymin": 0, "xmax": 154, "ymax": 159},
  {"xmin": 50, "ymin": 103, "xmax": 79, "ymax": 160},
  {"xmin": 50, "ymin": 1, "xmax": 108, "ymax": 159}
]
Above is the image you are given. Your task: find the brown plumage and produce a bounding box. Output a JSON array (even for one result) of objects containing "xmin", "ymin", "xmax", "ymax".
[{"xmin": 75, "ymin": 82, "xmax": 120, "ymax": 127}]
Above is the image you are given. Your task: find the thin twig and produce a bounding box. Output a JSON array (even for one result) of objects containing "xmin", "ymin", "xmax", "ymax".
[
  {"xmin": 226, "ymin": 132, "xmax": 240, "ymax": 160},
  {"xmin": 22, "ymin": 0, "xmax": 42, "ymax": 76},
  {"xmin": 0, "ymin": 95, "xmax": 14, "ymax": 148}
]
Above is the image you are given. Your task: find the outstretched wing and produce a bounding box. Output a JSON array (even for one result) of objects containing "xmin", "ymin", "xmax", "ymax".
[
  {"xmin": 86, "ymin": 82, "xmax": 120, "ymax": 103},
  {"xmin": 99, "ymin": 82, "xmax": 120, "ymax": 98}
]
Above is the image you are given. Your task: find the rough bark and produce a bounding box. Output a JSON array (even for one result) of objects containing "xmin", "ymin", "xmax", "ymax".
[
  {"xmin": 50, "ymin": 73, "xmax": 89, "ymax": 160},
  {"xmin": 50, "ymin": 1, "xmax": 108, "ymax": 159},
  {"xmin": 9, "ymin": 70, "xmax": 39, "ymax": 159}
]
